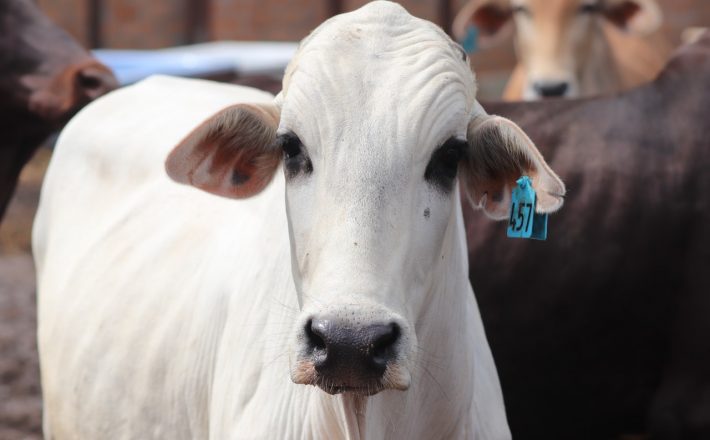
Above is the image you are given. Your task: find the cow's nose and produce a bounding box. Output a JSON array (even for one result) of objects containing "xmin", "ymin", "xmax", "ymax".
[
  {"xmin": 305, "ymin": 318, "xmax": 400, "ymax": 380},
  {"xmin": 74, "ymin": 63, "xmax": 118, "ymax": 101},
  {"xmin": 29, "ymin": 62, "xmax": 118, "ymax": 121},
  {"xmin": 533, "ymin": 81, "xmax": 569, "ymax": 98}
]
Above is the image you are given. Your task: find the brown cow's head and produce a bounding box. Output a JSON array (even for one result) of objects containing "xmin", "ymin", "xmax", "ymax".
[
  {"xmin": 0, "ymin": 0, "xmax": 117, "ymax": 220},
  {"xmin": 453, "ymin": 0, "xmax": 662, "ymax": 99},
  {"xmin": 0, "ymin": 0, "xmax": 117, "ymax": 123}
]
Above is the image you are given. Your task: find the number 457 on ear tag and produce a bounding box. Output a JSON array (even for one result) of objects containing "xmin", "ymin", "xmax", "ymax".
[{"xmin": 507, "ymin": 176, "xmax": 548, "ymax": 241}]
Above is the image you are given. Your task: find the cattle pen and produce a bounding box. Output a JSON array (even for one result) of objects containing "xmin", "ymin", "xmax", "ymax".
[{"xmin": 2, "ymin": 1, "xmax": 710, "ymax": 439}]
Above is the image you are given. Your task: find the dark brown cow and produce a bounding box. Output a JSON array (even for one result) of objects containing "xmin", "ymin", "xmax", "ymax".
[
  {"xmin": 0, "ymin": 0, "xmax": 116, "ymax": 220},
  {"xmin": 466, "ymin": 33, "xmax": 710, "ymax": 439}
]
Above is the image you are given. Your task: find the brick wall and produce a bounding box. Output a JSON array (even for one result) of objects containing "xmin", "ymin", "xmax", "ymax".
[
  {"xmin": 38, "ymin": 0, "xmax": 710, "ymax": 51},
  {"xmin": 38, "ymin": 0, "xmax": 90, "ymax": 46},
  {"xmin": 38, "ymin": 0, "xmax": 710, "ymax": 69},
  {"xmin": 210, "ymin": 0, "xmax": 331, "ymax": 41},
  {"xmin": 101, "ymin": 0, "xmax": 188, "ymax": 47},
  {"xmin": 38, "ymin": 0, "xmax": 458, "ymax": 47}
]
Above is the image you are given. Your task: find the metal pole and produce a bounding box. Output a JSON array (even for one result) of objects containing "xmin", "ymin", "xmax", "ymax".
[
  {"xmin": 186, "ymin": 0, "xmax": 210, "ymax": 44},
  {"xmin": 88, "ymin": 0, "xmax": 102, "ymax": 48},
  {"xmin": 439, "ymin": 0, "xmax": 454, "ymax": 36}
]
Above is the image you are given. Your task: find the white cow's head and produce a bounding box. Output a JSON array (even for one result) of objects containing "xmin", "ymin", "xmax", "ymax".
[
  {"xmin": 453, "ymin": 0, "xmax": 663, "ymax": 99},
  {"xmin": 166, "ymin": 2, "xmax": 564, "ymax": 396}
]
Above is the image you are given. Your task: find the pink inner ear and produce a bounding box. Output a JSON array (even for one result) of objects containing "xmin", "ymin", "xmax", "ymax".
[
  {"xmin": 463, "ymin": 114, "xmax": 565, "ymax": 218},
  {"xmin": 165, "ymin": 104, "xmax": 281, "ymax": 199},
  {"xmin": 466, "ymin": 176, "xmax": 518, "ymax": 220}
]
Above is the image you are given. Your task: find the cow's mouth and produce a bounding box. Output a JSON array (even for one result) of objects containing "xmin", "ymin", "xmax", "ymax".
[
  {"xmin": 292, "ymin": 356, "xmax": 410, "ymax": 396},
  {"xmin": 316, "ymin": 381, "xmax": 385, "ymax": 396}
]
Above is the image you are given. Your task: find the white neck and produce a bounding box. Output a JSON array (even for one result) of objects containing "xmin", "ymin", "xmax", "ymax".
[{"xmin": 209, "ymin": 188, "xmax": 508, "ymax": 439}]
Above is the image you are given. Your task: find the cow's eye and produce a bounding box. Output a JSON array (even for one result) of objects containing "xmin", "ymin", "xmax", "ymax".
[
  {"xmin": 277, "ymin": 133, "xmax": 313, "ymax": 178},
  {"xmin": 512, "ymin": 5, "xmax": 531, "ymax": 16},
  {"xmin": 280, "ymin": 134, "xmax": 302, "ymax": 159},
  {"xmin": 425, "ymin": 138, "xmax": 467, "ymax": 192},
  {"xmin": 578, "ymin": 3, "xmax": 599, "ymax": 14}
]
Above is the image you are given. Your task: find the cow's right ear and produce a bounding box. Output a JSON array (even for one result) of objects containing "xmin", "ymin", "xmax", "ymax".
[
  {"xmin": 602, "ymin": 0, "xmax": 663, "ymax": 35},
  {"xmin": 461, "ymin": 102, "xmax": 565, "ymax": 220},
  {"xmin": 166, "ymin": 103, "xmax": 281, "ymax": 199},
  {"xmin": 453, "ymin": 0, "xmax": 514, "ymax": 49}
]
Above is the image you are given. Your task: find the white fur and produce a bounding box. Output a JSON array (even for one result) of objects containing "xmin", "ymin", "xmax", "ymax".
[{"xmin": 34, "ymin": 3, "xmax": 513, "ymax": 439}]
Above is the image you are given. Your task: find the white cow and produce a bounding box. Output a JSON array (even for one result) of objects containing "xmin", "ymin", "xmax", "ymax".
[{"xmin": 34, "ymin": 2, "xmax": 564, "ymax": 439}]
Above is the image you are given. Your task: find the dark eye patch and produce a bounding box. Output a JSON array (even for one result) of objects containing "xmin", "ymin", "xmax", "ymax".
[
  {"xmin": 512, "ymin": 5, "xmax": 531, "ymax": 16},
  {"xmin": 578, "ymin": 3, "xmax": 599, "ymax": 14},
  {"xmin": 276, "ymin": 132, "xmax": 313, "ymax": 179},
  {"xmin": 424, "ymin": 137, "xmax": 468, "ymax": 193}
]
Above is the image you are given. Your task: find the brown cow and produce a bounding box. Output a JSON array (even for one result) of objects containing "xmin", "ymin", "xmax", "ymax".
[
  {"xmin": 465, "ymin": 32, "xmax": 710, "ymax": 438},
  {"xmin": 0, "ymin": 0, "xmax": 117, "ymax": 220},
  {"xmin": 453, "ymin": 0, "xmax": 672, "ymax": 100}
]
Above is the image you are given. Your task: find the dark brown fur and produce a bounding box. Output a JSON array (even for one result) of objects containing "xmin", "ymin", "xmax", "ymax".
[
  {"xmin": 0, "ymin": 0, "xmax": 116, "ymax": 221},
  {"xmin": 465, "ymin": 32, "xmax": 710, "ymax": 439}
]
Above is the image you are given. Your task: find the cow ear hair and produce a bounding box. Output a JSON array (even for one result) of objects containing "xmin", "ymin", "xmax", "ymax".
[
  {"xmin": 453, "ymin": 0, "xmax": 514, "ymax": 49},
  {"xmin": 460, "ymin": 102, "xmax": 565, "ymax": 220},
  {"xmin": 602, "ymin": 0, "xmax": 663, "ymax": 35},
  {"xmin": 165, "ymin": 103, "xmax": 281, "ymax": 199}
]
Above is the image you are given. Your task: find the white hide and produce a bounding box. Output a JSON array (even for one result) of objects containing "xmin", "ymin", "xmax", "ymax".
[{"xmin": 34, "ymin": 3, "xmax": 515, "ymax": 439}]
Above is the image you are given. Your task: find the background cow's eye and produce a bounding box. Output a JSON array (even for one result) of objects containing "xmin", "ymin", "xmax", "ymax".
[
  {"xmin": 578, "ymin": 3, "xmax": 599, "ymax": 14},
  {"xmin": 512, "ymin": 5, "xmax": 531, "ymax": 16},
  {"xmin": 424, "ymin": 138, "xmax": 467, "ymax": 192},
  {"xmin": 277, "ymin": 133, "xmax": 313, "ymax": 178}
]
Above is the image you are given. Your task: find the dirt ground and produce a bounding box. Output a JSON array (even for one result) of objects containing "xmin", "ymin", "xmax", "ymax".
[{"xmin": 0, "ymin": 148, "xmax": 51, "ymax": 440}]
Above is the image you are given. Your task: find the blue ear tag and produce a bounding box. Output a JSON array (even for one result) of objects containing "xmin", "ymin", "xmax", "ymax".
[
  {"xmin": 507, "ymin": 176, "xmax": 548, "ymax": 240},
  {"xmin": 461, "ymin": 25, "xmax": 479, "ymax": 54}
]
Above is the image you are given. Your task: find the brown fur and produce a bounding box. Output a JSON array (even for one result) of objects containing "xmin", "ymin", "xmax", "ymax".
[
  {"xmin": 0, "ymin": 0, "xmax": 116, "ymax": 222},
  {"xmin": 291, "ymin": 359, "xmax": 318, "ymax": 385},
  {"xmin": 464, "ymin": 31, "xmax": 710, "ymax": 438}
]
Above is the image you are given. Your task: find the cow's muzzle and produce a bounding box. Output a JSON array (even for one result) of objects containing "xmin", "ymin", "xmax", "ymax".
[{"xmin": 292, "ymin": 316, "xmax": 409, "ymax": 395}]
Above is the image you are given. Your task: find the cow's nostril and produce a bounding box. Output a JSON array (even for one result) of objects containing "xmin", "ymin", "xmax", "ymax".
[
  {"xmin": 305, "ymin": 319, "xmax": 327, "ymax": 350},
  {"xmin": 533, "ymin": 81, "xmax": 569, "ymax": 98},
  {"xmin": 77, "ymin": 71, "xmax": 102, "ymax": 90},
  {"xmin": 371, "ymin": 323, "xmax": 400, "ymax": 366},
  {"xmin": 303, "ymin": 317, "xmax": 401, "ymax": 385},
  {"xmin": 74, "ymin": 65, "xmax": 118, "ymax": 100}
]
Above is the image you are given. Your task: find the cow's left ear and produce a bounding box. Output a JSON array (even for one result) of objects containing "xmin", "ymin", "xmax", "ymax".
[
  {"xmin": 460, "ymin": 103, "xmax": 565, "ymax": 220},
  {"xmin": 166, "ymin": 103, "xmax": 281, "ymax": 199},
  {"xmin": 602, "ymin": 0, "xmax": 663, "ymax": 35}
]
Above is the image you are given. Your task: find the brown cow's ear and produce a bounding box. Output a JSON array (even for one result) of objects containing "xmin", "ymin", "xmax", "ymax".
[
  {"xmin": 165, "ymin": 103, "xmax": 281, "ymax": 199},
  {"xmin": 461, "ymin": 105, "xmax": 565, "ymax": 220},
  {"xmin": 602, "ymin": 0, "xmax": 662, "ymax": 35},
  {"xmin": 452, "ymin": 0, "xmax": 514, "ymax": 49}
]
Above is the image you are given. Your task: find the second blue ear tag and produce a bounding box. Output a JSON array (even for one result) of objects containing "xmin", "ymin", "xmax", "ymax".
[
  {"xmin": 461, "ymin": 25, "xmax": 479, "ymax": 54},
  {"xmin": 507, "ymin": 176, "xmax": 548, "ymax": 241}
]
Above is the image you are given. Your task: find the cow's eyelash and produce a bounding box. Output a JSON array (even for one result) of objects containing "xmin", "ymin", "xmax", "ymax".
[
  {"xmin": 512, "ymin": 5, "xmax": 531, "ymax": 16},
  {"xmin": 424, "ymin": 138, "xmax": 467, "ymax": 193},
  {"xmin": 276, "ymin": 133, "xmax": 313, "ymax": 178}
]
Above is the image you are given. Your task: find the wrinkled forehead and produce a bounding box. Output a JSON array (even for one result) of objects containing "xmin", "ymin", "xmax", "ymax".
[{"xmin": 279, "ymin": 2, "xmax": 476, "ymax": 152}]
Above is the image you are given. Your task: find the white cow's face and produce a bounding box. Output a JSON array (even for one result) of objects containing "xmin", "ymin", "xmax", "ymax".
[
  {"xmin": 278, "ymin": 6, "xmax": 476, "ymax": 394},
  {"xmin": 166, "ymin": 1, "xmax": 564, "ymax": 396}
]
